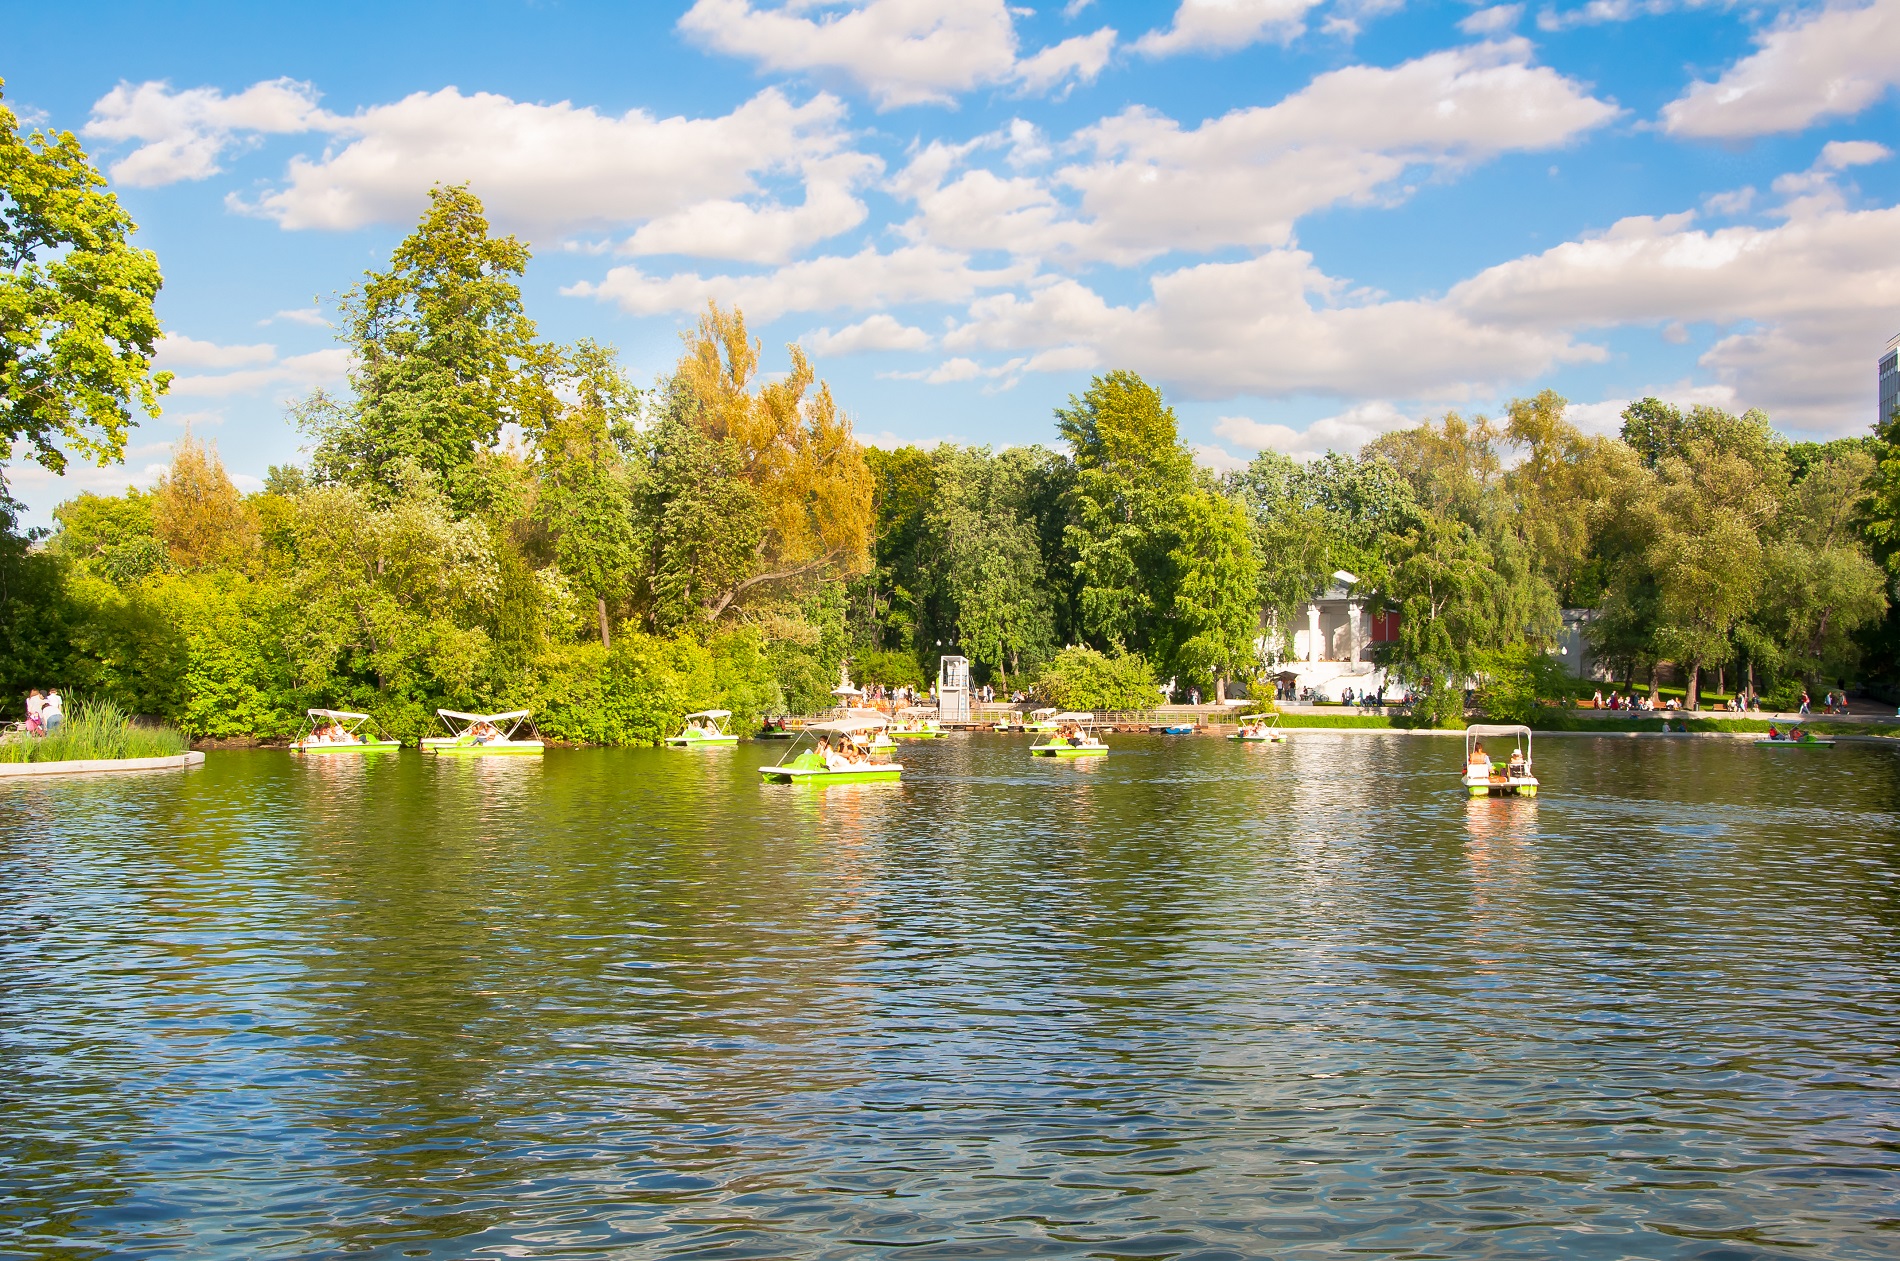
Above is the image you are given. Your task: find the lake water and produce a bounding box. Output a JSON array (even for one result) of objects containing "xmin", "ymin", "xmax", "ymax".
[{"xmin": 3, "ymin": 734, "xmax": 1898, "ymax": 1260}]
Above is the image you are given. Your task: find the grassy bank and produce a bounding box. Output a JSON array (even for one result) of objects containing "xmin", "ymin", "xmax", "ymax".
[
  {"xmin": 1273, "ymin": 713, "xmax": 1402, "ymax": 729},
  {"xmin": 0, "ymin": 701, "xmax": 190, "ymax": 763}
]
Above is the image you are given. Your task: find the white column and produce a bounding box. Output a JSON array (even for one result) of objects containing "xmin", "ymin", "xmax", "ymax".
[
  {"xmin": 1348, "ymin": 600, "xmax": 1362, "ymax": 665},
  {"xmin": 1306, "ymin": 603, "xmax": 1321, "ymax": 665}
]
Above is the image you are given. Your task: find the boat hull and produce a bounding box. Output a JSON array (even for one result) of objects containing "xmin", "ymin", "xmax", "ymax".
[
  {"xmin": 1754, "ymin": 739, "xmax": 1835, "ymax": 747},
  {"xmin": 1230, "ymin": 734, "xmax": 1284, "ymax": 743},
  {"xmin": 423, "ymin": 738, "xmax": 544, "ymax": 756},
  {"xmin": 759, "ymin": 765, "xmax": 902, "ymax": 784},
  {"xmin": 1031, "ymin": 745, "xmax": 1107, "ymax": 758},
  {"xmin": 291, "ymin": 740, "xmax": 401, "ymax": 754},
  {"xmin": 1464, "ymin": 775, "xmax": 1538, "ymax": 796},
  {"xmin": 665, "ymin": 734, "xmax": 739, "ymax": 747},
  {"xmin": 889, "ymin": 731, "xmax": 947, "ymax": 740}
]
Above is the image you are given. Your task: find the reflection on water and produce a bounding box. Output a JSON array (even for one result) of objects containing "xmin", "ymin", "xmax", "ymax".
[{"xmin": 2, "ymin": 734, "xmax": 1898, "ymax": 1259}]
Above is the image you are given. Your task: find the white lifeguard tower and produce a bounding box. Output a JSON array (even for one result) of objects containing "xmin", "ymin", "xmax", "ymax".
[{"xmin": 937, "ymin": 655, "xmax": 970, "ymax": 724}]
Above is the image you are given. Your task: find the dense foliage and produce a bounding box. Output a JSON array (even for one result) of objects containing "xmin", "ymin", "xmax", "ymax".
[{"xmin": 3, "ymin": 152, "xmax": 1896, "ymax": 738}]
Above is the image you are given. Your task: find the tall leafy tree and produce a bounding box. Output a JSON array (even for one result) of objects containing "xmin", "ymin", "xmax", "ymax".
[
  {"xmin": 1057, "ymin": 370, "xmax": 1195, "ymax": 654},
  {"xmin": 0, "ymin": 81, "xmax": 170, "ymax": 498},
  {"xmin": 303, "ymin": 185, "xmax": 556, "ymax": 509},
  {"xmin": 670, "ymin": 304, "xmax": 873, "ymax": 616},
  {"xmin": 922, "ymin": 445, "xmax": 1056, "ymax": 684},
  {"xmin": 534, "ymin": 340, "xmax": 640, "ymax": 646}
]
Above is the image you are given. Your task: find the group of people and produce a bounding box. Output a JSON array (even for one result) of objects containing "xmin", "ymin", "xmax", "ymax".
[
  {"xmin": 20, "ymin": 689, "xmax": 64, "ymax": 736},
  {"xmin": 816, "ymin": 735, "xmax": 874, "ymax": 770},
  {"xmin": 1467, "ymin": 741, "xmax": 1530, "ymax": 778},
  {"xmin": 1047, "ymin": 722, "xmax": 1102, "ymax": 748},
  {"xmin": 306, "ymin": 719, "xmax": 363, "ymax": 745},
  {"xmin": 1764, "ymin": 723, "xmax": 1819, "ymax": 743}
]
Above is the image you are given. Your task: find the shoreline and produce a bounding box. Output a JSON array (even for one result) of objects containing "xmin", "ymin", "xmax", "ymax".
[{"xmin": 0, "ymin": 751, "xmax": 206, "ymax": 778}]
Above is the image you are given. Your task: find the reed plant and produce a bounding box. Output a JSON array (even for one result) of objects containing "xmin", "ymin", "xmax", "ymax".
[{"xmin": 0, "ymin": 700, "xmax": 189, "ymax": 763}]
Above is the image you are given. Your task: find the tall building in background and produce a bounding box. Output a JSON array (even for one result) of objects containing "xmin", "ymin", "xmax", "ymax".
[{"xmin": 1883, "ymin": 332, "xmax": 1900, "ymax": 427}]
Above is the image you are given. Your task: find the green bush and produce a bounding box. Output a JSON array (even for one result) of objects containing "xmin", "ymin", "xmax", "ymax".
[
  {"xmin": 0, "ymin": 699, "xmax": 189, "ymax": 763},
  {"xmin": 1034, "ymin": 645, "xmax": 1160, "ymax": 712},
  {"xmin": 850, "ymin": 647, "xmax": 926, "ymax": 690}
]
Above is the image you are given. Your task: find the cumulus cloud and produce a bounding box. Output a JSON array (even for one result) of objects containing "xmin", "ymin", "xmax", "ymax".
[
  {"xmin": 236, "ymin": 86, "xmax": 854, "ymax": 235},
  {"xmin": 942, "ymin": 250, "xmax": 1600, "ymax": 401},
  {"xmin": 1213, "ymin": 401, "xmax": 1416, "ymax": 458},
  {"xmin": 897, "ymin": 39, "xmax": 1617, "ymax": 262},
  {"xmin": 264, "ymin": 307, "xmax": 332, "ymax": 328},
  {"xmin": 83, "ymin": 77, "xmax": 333, "ymax": 186},
  {"xmin": 1661, "ymin": 0, "xmax": 1900, "ymax": 138},
  {"xmin": 802, "ymin": 314, "xmax": 934, "ymax": 355},
  {"xmin": 1448, "ymin": 180, "xmax": 1900, "ymax": 428},
  {"xmin": 1132, "ymin": 0, "xmax": 1322, "ymax": 57},
  {"xmin": 570, "ymin": 244, "xmax": 1034, "ymax": 323},
  {"xmin": 621, "ymin": 152, "xmax": 882, "ymax": 263},
  {"xmin": 1459, "ymin": 4, "xmax": 1523, "ymax": 35},
  {"xmin": 676, "ymin": 0, "xmax": 1116, "ymax": 109},
  {"xmin": 155, "ymin": 333, "xmax": 276, "ymax": 371},
  {"xmin": 155, "ymin": 338, "xmax": 350, "ymax": 399}
]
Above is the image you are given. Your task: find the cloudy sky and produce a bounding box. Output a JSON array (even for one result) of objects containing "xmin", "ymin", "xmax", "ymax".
[{"xmin": 6, "ymin": 0, "xmax": 1900, "ymax": 523}]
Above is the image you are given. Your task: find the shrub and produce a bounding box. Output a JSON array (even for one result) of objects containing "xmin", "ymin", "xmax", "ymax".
[{"xmin": 1034, "ymin": 645, "xmax": 1160, "ymax": 712}]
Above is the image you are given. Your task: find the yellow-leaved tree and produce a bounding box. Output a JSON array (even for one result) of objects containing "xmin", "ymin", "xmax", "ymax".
[
  {"xmin": 153, "ymin": 434, "xmax": 257, "ymax": 571},
  {"xmin": 669, "ymin": 303, "xmax": 873, "ymax": 618}
]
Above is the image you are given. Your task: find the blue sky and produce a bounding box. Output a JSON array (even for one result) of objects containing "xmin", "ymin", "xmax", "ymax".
[{"xmin": 5, "ymin": 0, "xmax": 1899, "ymax": 525}]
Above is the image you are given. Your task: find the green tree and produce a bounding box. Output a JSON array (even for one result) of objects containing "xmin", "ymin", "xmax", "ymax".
[
  {"xmin": 1056, "ymin": 370, "xmax": 1195, "ymax": 655},
  {"xmin": 1035, "ymin": 644, "xmax": 1160, "ymax": 712},
  {"xmin": 534, "ymin": 339, "xmax": 641, "ymax": 646},
  {"xmin": 923, "ymin": 445, "xmax": 1056, "ymax": 684},
  {"xmin": 303, "ymin": 185, "xmax": 556, "ymax": 509},
  {"xmin": 1164, "ymin": 487, "xmax": 1260, "ymax": 695},
  {"xmin": 1, "ymin": 81, "xmax": 170, "ymax": 497},
  {"xmin": 1380, "ymin": 512, "xmax": 1506, "ymax": 727}
]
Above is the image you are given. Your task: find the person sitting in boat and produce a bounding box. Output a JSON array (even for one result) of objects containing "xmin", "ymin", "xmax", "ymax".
[
  {"xmin": 1506, "ymin": 747, "xmax": 1527, "ymax": 777},
  {"xmin": 471, "ymin": 721, "xmax": 497, "ymax": 745},
  {"xmin": 1766, "ymin": 723, "xmax": 1782, "ymax": 740},
  {"xmin": 1467, "ymin": 742, "xmax": 1489, "ymax": 770}
]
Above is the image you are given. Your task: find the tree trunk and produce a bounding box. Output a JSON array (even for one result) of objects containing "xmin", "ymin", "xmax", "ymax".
[
  {"xmin": 1747, "ymin": 659, "xmax": 1755, "ymax": 706},
  {"xmin": 1717, "ymin": 664, "xmax": 1724, "ymax": 698},
  {"xmin": 1687, "ymin": 662, "xmax": 1700, "ymax": 711},
  {"xmin": 598, "ymin": 597, "xmax": 611, "ymax": 650}
]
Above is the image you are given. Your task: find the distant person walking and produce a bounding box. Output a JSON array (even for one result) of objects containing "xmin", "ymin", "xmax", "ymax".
[{"xmin": 1799, "ymin": 690, "xmax": 1811, "ymax": 716}]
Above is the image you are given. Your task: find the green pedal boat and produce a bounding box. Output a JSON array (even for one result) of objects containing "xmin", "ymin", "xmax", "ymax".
[
  {"xmin": 1031, "ymin": 713, "xmax": 1108, "ymax": 758},
  {"xmin": 1230, "ymin": 713, "xmax": 1285, "ymax": 743},
  {"xmin": 888, "ymin": 707, "xmax": 948, "ymax": 739},
  {"xmin": 423, "ymin": 708, "xmax": 545, "ymax": 756},
  {"xmin": 666, "ymin": 709, "xmax": 740, "ymax": 747},
  {"xmin": 289, "ymin": 708, "xmax": 400, "ymax": 754},
  {"xmin": 759, "ymin": 717, "xmax": 902, "ymax": 785}
]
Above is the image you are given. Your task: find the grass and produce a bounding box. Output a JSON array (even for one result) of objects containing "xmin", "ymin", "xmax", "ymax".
[
  {"xmin": 1273, "ymin": 713, "xmax": 1402, "ymax": 729},
  {"xmin": 0, "ymin": 700, "xmax": 190, "ymax": 763}
]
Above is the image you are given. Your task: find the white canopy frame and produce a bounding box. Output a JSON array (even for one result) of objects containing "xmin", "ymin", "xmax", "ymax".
[{"xmin": 436, "ymin": 709, "xmax": 537, "ymax": 741}]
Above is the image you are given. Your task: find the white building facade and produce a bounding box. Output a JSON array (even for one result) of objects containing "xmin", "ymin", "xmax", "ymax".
[{"xmin": 1257, "ymin": 581, "xmax": 1400, "ymax": 702}]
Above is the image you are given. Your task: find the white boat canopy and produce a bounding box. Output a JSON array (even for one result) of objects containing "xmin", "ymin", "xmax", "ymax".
[
  {"xmin": 1030, "ymin": 708, "xmax": 1058, "ymax": 718},
  {"xmin": 1052, "ymin": 711, "xmax": 1098, "ymax": 723},
  {"xmin": 806, "ymin": 717, "xmax": 892, "ymax": 735},
  {"xmin": 897, "ymin": 705, "xmax": 937, "ymax": 717},
  {"xmin": 438, "ymin": 709, "xmax": 532, "ymax": 723},
  {"xmin": 307, "ymin": 708, "xmax": 371, "ymax": 720},
  {"xmin": 1465, "ymin": 723, "xmax": 1532, "ymax": 739},
  {"xmin": 682, "ymin": 709, "xmax": 732, "ymax": 720}
]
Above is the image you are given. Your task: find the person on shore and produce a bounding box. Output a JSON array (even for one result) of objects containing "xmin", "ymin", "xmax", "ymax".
[
  {"xmin": 1799, "ymin": 691, "xmax": 1811, "ymax": 716},
  {"xmin": 24, "ymin": 690, "xmax": 44, "ymax": 736},
  {"xmin": 42, "ymin": 690, "xmax": 63, "ymax": 733}
]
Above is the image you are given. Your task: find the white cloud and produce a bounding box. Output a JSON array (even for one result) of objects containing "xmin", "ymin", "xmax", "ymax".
[
  {"xmin": 1190, "ymin": 442, "xmax": 1250, "ymax": 472},
  {"xmin": 83, "ymin": 77, "xmax": 333, "ymax": 186},
  {"xmin": 621, "ymin": 152, "xmax": 883, "ymax": 263},
  {"xmin": 195, "ymin": 84, "xmax": 856, "ymax": 235},
  {"xmin": 1459, "ymin": 4, "xmax": 1523, "ymax": 35},
  {"xmin": 897, "ymin": 39, "xmax": 1617, "ymax": 262},
  {"xmin": 1214, "ymin": 401, "xmax": 1415, "ymax": 459},
  {"xmin": 154, "ymin": 333, "xmax": 276, "ymax": 371},
  {"xmin": 1661, "ymin": 0, "xmax": 1900, "ymax": 138},
  {"xmin": 1448, "ymin": 185, "xmax": 1900, "ymax": 429},
  {"xmin": 570, "ymin": 244, "xmax": 1034, "ymax": 323},
  {"xmin": 264, "ymin": 307, "xmax": 332, "ymax": 327},
  {"xmin": 163, "ymin": 345, "xmax": 351, "ymax": 399},
  {"xmin": 943, "ymin": 250, "xmax": 1600, "ymax": 400},
  {"xmin": 677, "ymin": 0, "xmax": 1115, "ymax": 109},
  {"xmin": 802, "ymin": 314, "xmax": 934, "ymax": 355},
  {"xmin": 1132, "ymin": 0, "xmax": 1322, "ymax": 57}
]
